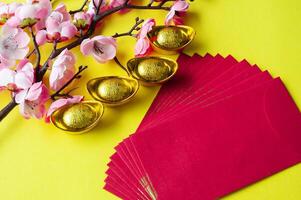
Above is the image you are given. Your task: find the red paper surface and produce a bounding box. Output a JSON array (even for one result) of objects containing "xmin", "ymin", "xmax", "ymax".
[
  {"xmin": 104, "ymin": 54, "xmax": 301, "ymax": 200},
  {"xmin": 131, "ymin": 78, "xmax": 301, "ymax": 200}
]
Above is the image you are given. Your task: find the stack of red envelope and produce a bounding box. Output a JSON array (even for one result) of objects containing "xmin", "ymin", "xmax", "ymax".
[{"xmin": 104, "ymin": 53, "xmax": 301, "ymax": 200}]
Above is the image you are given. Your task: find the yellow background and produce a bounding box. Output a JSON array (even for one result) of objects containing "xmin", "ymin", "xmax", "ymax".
[{"xmin": 1, "ymin": 0, "xmax": 301, "ymax": 199}]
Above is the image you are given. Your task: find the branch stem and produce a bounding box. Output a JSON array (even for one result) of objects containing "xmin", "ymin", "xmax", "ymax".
[
  {"xmin": 114, "ymin": 57, "xmax": 130, "ymax": 76},
  {"xmin": 113, "ymin": 18, "xmax": 144, "ymax": 38},
  {"xmin": 69, "ymin": 0, "xmax": 89, "ymax": 14},
  {"xmin": 0, "ymin": 1, "xmax": 171, "ymax": 121},
  {"xmin": 0, "ymin": 99, "xmax": 17, "ymax": 122},
  {"xmin": 29, "ymin": 26, "xmax": 41, "ymax": 73},
  {"xmin": 51, "ymin": 66, "xmax": 88, "ymax": 100}
]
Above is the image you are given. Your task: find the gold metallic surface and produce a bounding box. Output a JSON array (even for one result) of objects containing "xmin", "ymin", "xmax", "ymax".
[
  {"xmin": 127, "ymin": 56, "xmax": 178, "ymax": 86},
  {"xmin": 147, "ymin": 25, "xmax": 195, "ymax": 54},
  {"xmin": 50, "ymin": 101, "xmax": 104, "ymax": 133},
  {"xmin": 87, "ymin": 76, "xmax": 139, "ymax": 106},
  {"xmin": 137, "ymin": 58, "xmax": 171, "ymax": 81},
  {"xmin": 62, "ymin": 104, "xmax": 96, "ymax": 129},
  {"xmin": 157, "ymin": 27, "xmax": 189, "ymax": 49}
]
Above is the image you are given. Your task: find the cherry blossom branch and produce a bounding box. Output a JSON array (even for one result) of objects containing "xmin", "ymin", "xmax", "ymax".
[
  {"xmin": 0, "ymin": 99, "xmax": 17, "ymax": 122},
  {"xmin": 113, "ymin": 17, "xmax": 144, "ymax": 38},
  {"xmin": 38, "ymin": 2, "xmax": 170, "ymax": 79},
  {"xmin": 113, "ymin": 57, "xmax": 130, "ymax": 76},
  {"xmin": 29, "ymin": 26, "xmax": 41, "ymax": 73},
  {"xmin": 0, "ymin": 1, "xmax": 172, "ymax": 122},
  {"xmin": 69, "ymin": 0, "xmax": 89, "ymax": 14},
  {"xmin": 26, "ymin": 49, "xmax": 36, "ymax": 59},
  {"xmin": 51, "ymin": 65, "xmax": 88, "ymax": 100}
]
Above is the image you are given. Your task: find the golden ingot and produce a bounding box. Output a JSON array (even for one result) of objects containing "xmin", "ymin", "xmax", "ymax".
[
  {"xmin": 50, "ymin": 101, "xmax": 104, "ymax": 133},
  {"xmin": 87, "ymin": 76, "xmax": 139, "ymax": 106},
  {"xmin": 147, "ymin": 25, "xmax": 195, "ymax": 54},
  {"xmin": 127, "ymin": 57, "xmax": 178, "ymax": 86}
]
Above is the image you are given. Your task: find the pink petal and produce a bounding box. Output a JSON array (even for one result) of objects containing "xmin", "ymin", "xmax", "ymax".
[
  {"xmin": 15, "ymin": 4, "xmax": 37, "ymax": 20},
  {"xmin": 15, "ymin": 89, "xmax": 28, "ymax": 104},
  {"xmin": 49, "ymin": 67, "xmax": 60, "ymax": 90},
  {"xmin": 138, "ymin": 18, "xmax": 155, "ymax": 39},
  {"xmin": 14, "ymin": 48, "xmax": 29, "ymax": 60},
  {"xmin": 15, "ymin": 61, "xmax": 35, "ymax": 89},
  {"xmin": 172, "ymin": 1, "xmax": 189, "ymax": 11},
  {"xmin": 16, "ymin": 59, "xmax": 30, "ymax": 71},
  {"xmin": 6, "ymin": 16, "xmax": 21, "ymax": 28},
  {"xmin": 1, "ymin": 25, "xmax": 18, "ymax": 37},
  {"xmin": 80, "ymin": 38, "xmax": 94, "ymax": 55},
  {"xmin": 14, "ymin": 71, "xmax": 33, "ymax": 89},
  {"xmin": 45, "ymin": 95, "xmax": 83, "ymax": 123},
  {"xmin": 60, "ymin": 22, "xmax": 77, "ymax": 39},
  {"xmin": 39, "ymin": 84, "xmax": 50, "ymax": 103},
  {"xmin": 92, "ymin": 43, "xmax": 116, "ymax": 63},
  {"xmin": 46, "ymin": 12, "xmax": 63, "ymax": 31},
  {"xmin": 19, "ymin": 101, "xmax": 30, "ymax": 119},
  {"xmin": 14, "ymin": 29, "xmax": 30, "ymax": 48},
  {"xmin": 0, "ymin": 68, "xmax": 16, "ymax": 87},
  {"xmin": 0, "ymin": 55, "xmax": 15, "ymax": 69},
  {"xmin": 165, "ymin": 10, "xmax": 176, "ymax": 25},
  {"xmin": 36, "ymin": 30, "xmax": 47, "ymax": 45},
  {"xmin": 135, "ymin": 38, "xmax": 151, "ymax": 56},
  {"xmin": 25, "ymin": 82, "xmax": 43, "ymax": 101},
  {"xmin": 54, "ymin": 3, "xmax": 71, "ymax": 22},
  {"xmin": 94, "ymin": 36, "xmax": 117, "ymax": 47},
  {"xmin": 35, "ymin": 7, "xmax": 49, "ymax": 20}
]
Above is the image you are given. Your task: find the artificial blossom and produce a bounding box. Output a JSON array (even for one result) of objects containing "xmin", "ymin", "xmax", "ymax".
[{"xmin": 0, "ymin": 0, "xmax": 190, "ymax": 123}]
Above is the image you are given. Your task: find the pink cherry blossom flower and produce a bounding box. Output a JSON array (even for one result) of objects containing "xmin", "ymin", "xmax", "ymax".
[
  {"xmin": 0, "ymin": 54, "xmax": 15, "ymax": 69},
  {"xmin": 49, "ymin": 49, "xmax": 76, "ymax": 91},
  {"xmin": 135, "ymin": 38, "xmax": 152, "ymax": 57},
  {"xmin": 0, "ymin": 2, "xmax": 22, "ymax": 25},
  {"xmin": 109, "ymin": 0, "xmax": 130, "ymax": 13},
  {"xmin": 45, "ymin": 95, "xmax": 83, "ymax": 123},
  {"xmin": 0, "ymin": 59, "xmax": 34, "ymax": 92},
  {"xmin": 0, "ymin": 68, "xmax": 16, "ymax": 91},
  {"xmin": 80, "ymin": 36, "xmax": 117, "ymax": 63},
  {"xmin": 137, "ymin": 18, "xmax": 155, "ymax": 39},
  {"xmin": 10, "ymin": 0, "xmax": 51, "ymax": 29},
  {"xmin": 16, "ymin": 81, "xmax": 50, "ymax": 119},
  {"xmin": 0, "ymin": 25, "xmax": 30, "ymax": 62},
  {"xmin": 87, "ymin": 0, "xmax": 107, "ymax": 16},
  {"xmin": 109, "ymin": 0, "xmax": 127, "ymax": 8},
  {"xmin": 36, "ymin": 4, "xmax": 77, "ymax": 44},
  {"xmin": 134, "ymin": 18, "xmax": 155, "ymax": 57},
  {"xmin": 74, "ymin": 12, "xmax": 92, "ymax": 30},
  {"xmin": 165, "ymin": 0, "xmax": 189, "ymax": 25}
]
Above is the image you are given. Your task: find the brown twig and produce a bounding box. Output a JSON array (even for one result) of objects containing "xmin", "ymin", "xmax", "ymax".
[
  {"xmin": 51, "ymin": 66, "xmax": 88, "ymax": 100},
  {"xmin": 26, "ymin": 49, "xmax": 36, "ymax": 59},
  {"xmin": 113, "ymin": 57, "xmax": 130, "ymax": 76},
  {"xmin": 0, "ymin": 99, "xmax": 17, "ymax": 122},
  {"xmin": 69, "ymin": 0, "xmax": 89, "ymax": 14},
  {"xmin": 0, "ymin": 1, "xmax": 171, "ymax": 122},
  {"xmin": 29, "ymin": 26, "xmax": 41, "ymax": 74},
  {"xmin": 112, "ymin": 17, "xmax": 144, "ymax": 38}
]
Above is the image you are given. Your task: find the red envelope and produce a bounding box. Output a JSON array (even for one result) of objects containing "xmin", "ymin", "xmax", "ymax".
[
  {"xmin": 130, "ymin": 78, "xmax": 301, "ymax": 200},
  {"xmin": 104, "ymin": 54, "xmax": 301, "ymax": 200},
  {"xmin": 142, "ymin": 66, "xmax": 271, "ymax": 131},
  {"xmin": 140, "ymin": 53, "xmax": 214, "ymax": 127},
  {"xmin": 139, "ymin": 54, "xmax": 222, "ymax": 130},
  {"xmin": 110, "ymin": 72, "xmax": 274, "ymax": 198},
  {"xmin": 117, "ymin": 73, "xmax": 275, "ymax": 195},
  {"xmin": 106, "ymin": 155, "xmax": 151, "ymax": 200}
]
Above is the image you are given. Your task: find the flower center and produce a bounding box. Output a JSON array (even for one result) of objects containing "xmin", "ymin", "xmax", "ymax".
[
  {"xmin": 2, "ymin": 36, "xmax": 18, "ymax": 51},
  {"xmin": 93, "ymin": 41, "xmax": 104, "ymax": 54},
  {"xmin": 26, "ymin": 100, "xmax": 38, "ymax": 110}
]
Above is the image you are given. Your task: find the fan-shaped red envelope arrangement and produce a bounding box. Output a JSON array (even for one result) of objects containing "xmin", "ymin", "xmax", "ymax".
[{"xmin": 104, "ymin": 53, "xmax": 301, "ymax": 200}]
